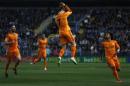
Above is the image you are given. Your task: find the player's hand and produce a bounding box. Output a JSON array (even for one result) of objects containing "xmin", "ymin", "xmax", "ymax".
[
  {"xmin": 59, "ymin": 2, "xmax": 66, "ymax": 7},
  {"xmin": 117, "ymin": 48, "xmax": 120, "ymax": 53},
  {"xmin": 4, "ymin": 41, "xmax": 14, "ymax": 45},
  {"xmin": 53, "ymin": 15, "xmax": 57, "ymax": 19}
]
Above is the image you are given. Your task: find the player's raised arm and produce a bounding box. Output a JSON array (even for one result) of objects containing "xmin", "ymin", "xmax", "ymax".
[
  {"xmin": 59, "ymin": 2, "xmax": 72, "ymax": 16},
  {"xmin": 59, "ymin": 2, "xmax": 72, "ymax": 12}
]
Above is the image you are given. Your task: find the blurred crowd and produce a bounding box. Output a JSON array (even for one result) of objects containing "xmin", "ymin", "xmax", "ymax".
[{"xmin": 0, "ymin": 7, "xmax": 130, "ymax": 57}]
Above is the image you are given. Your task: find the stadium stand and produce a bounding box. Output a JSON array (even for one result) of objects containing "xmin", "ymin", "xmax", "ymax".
[{"xmin": 0, "ymin": 7, "xmax": 130, "ymax": 62}]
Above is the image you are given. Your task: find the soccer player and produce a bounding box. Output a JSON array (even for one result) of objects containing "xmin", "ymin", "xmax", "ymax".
[
  {"xmin": 55, "ymin": 2, "xmax": 77, "ymax": 65},
  {"xmin": 4, "ymin": 25, "xmax": 21, "ymax": 78},
  {"xmin": 32, "ymin": 34, "xmax": 48, "ymax": 71},
  {"xmin": 101, "ymin": 33, "xmax": 122, "ymax": 82}
]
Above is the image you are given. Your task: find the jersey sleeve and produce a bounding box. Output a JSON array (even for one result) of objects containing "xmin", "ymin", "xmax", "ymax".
[
  {"xmin": 46, "ymin": 38, "xmax": 48, "ymax": 45},
  {"xmin": 64, "ymin": 11, "xmax": 72, "ymax": 17},
  {"xmin": 16, "ymin": 33, "xmax": 19, "ymax": 41}
]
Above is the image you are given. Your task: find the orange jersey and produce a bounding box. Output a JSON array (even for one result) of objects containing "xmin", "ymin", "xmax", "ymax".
[
  {"xmin": 38, "ymin": 38, "xmax": 47, "ymax": 50},
  {"xmin": 5, "ymin": 33, "xmax": 19, "ymax": 51},
  {"xmin": 55, "ymin": 11, "xmax": 72, "ymax": 34},
  {"xmin": 102, "ymin": 40, "xmax": 120, "ymax": 59}
]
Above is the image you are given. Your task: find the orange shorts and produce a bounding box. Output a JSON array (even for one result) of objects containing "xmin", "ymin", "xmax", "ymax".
[
  {"xmin": 106, "ymin": 57, "xmax": 120, "ymax": 69},
  {"xmin": 59, "ymin": 30, "xmax": 75, "ymax": 45},
  {"xmin": 38, "ymin": 49, "xmax": 46, "ymax": 58},
  {"xmin": 7, "ymin": 48, "xmax": 21, "ymax": 60}
]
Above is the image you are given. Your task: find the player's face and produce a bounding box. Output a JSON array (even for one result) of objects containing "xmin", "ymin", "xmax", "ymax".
[
  {"xmin": 12, "ymin": 28, "xmax": 16, "ymax": 32},
  {"xmin": 9, "ymin": 28, "xmax": 16, "ymax": 33},
  {"xmin": 42, "ymin": 36, "xmax": 45, "ymax": 39},
  {"xmin": 10, "ymin": 25, "xmax": 16, "ymax": 33},
  {"xmin": 39, "ymin": 35, "xmax": 45, "ymax": 39},
  {"xmin": 105, "ymin": 33, "xmax": 111, "ymax": 40}
]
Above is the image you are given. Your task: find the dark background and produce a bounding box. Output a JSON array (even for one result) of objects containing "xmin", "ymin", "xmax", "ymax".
[{"xmin": 0, "ymin": 0, "xmax": 130, "ymax": 7}]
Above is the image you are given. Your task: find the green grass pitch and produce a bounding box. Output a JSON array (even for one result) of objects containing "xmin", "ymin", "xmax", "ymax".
[{"xmin": 0, "ymin": 62, "xmax": 130, "ymax": 86}]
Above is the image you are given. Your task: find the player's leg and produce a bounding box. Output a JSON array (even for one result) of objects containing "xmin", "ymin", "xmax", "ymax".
[
  {"xmin": 43, "ymin": 51, "xmax": 47, "ymax": 71},
  {"xmin": 5, "ymin": 58, "xmax": 11, "ymax": 78},
  {"xmin": 43, "ymin": 58, "xmax": 47, "ymax": 71},
  {"xmin": 58, "ymin": 35, "xmax": 67, "ymax": 64},
  {"xmin": 70, "ymin": 42, "xmax": 77, "ymax": 64},
  {"xmin": 33, "ymin": 50, "xmax": 41, "ymax": 64},
  {"xmin": 114, "ymin": 57, "xmax": 120, "ymax": 72},
  {"xmin": 66, "ymin": 31, "xmax": 77, "ymax": 64},
  {"xmin": 5, "ymin": 51, "xmax": 12, "ymax": 78},
  {"xmin": 13, "ymin": 60, "xmax": 20, "ymax": 75},
  {"xmin": 58, "ymin": 45, "xmax": 66, "ymax": 64},
  {"xmin": 13, "ymin": 51, "xmax": 21, "ymax": 75},
  {"xmin": 107, "ymin": 59, "xmax": 121, "ymax": 81}
]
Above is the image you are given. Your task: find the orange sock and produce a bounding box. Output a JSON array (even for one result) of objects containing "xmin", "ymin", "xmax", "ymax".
[
  {"xmin": 59, "ymin": 48, "xmax": 65, "ymax": 57},
  {"xmin": 113, "ymin": 70, "xmax": 120, "ymax": 81},
  {"xmin": 71, "ymin": 46, "xmax": 76, "ymax": 57}
]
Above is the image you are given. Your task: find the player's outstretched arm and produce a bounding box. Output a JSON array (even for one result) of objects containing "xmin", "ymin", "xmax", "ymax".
[{"xmin": 115, "ymin": 41, "xmax": 120, "ymax": 53}]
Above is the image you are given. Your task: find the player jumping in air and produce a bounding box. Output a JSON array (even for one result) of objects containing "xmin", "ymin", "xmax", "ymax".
[
  {"xmin": 55, "ymin": 2, "xmax": 77, "ymax": 65},
  {"xmin": 4, "ymin": 25, "xmax": 21, "ymax": 78},
  {"xmin": 32, "ymin": 34, "xmax": 48, "ymax": 71},
  {"xmin": 101, "ymin": 33, "xmax": 122, "ymax": 82}
]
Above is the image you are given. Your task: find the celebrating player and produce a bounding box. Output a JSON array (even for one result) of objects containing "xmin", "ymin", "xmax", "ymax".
[
  {"xmin": 32, "ymin": 34, "xmax": 48, "ymax": 71},
  {"xmin": 55, "ymin": 2, "xmax": 77, "ymax": 65},
  {"xmin": 4, "ymin": 25, "xmax": 21, "ymax": 78},
  {"xmin": 101, "ymin": 33, "xmax": 122, "ymax": 82}
]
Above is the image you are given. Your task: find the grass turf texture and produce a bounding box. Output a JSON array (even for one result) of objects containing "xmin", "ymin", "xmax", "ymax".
[{"xmin": 0, "ymin": 62, "xmax": 130, "ymax": 86}]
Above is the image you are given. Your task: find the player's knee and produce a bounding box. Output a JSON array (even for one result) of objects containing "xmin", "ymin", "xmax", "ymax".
[
  {"xmin": 43, "ymin": 58, "xmax": 46, "ymax": 61},
  {"xmin": 71, "ymin": 42, "xmax": 76, "ymax": 47},
  {"xmin": 60, "ymin": 44, "xmax": 66, "ymax": 49},
  {"xmin": 43, "ymin": 55, "xmax": 46, "ymax": 59},
  {"xmin": 110, "ymin": 66, "xmax": 116, "ymax": 71},
  {"xmin": 17, "ymin": 55, "xmax": 22, "ymax": 61}
]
